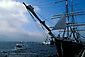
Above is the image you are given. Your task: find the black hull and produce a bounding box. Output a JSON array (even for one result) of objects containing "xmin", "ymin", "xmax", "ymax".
[{"xmin": 55, "ymin": 39, "xmax": 85, "ymax": 57}]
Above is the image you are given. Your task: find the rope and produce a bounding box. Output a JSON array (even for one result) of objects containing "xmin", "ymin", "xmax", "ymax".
[
  {"xmin": 31, "ymin": 0, "xmax": 53, "ymax": 6},
  {"xmin": 28, "ymin": 11, "xmax": 36, "ymax": 22},
  {"xmin": 36, "ymin": 12, "xmax": 54, "ymax": 25},
  {"xmin": 28, "ymin": 11, "xmax": 48, "ymax": 40},
  {"xmin": 76, "ymin": 32, "xmax": 85, "ymax": 39}
]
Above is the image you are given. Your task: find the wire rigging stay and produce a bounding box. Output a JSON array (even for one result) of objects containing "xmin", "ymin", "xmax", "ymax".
[{"xmin": 27, "ymin": 6, "xmax": 49, "ymax": 40}]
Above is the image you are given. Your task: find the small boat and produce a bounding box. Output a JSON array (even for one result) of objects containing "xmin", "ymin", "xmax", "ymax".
[
  {"xmin": 42, "ymin": 36, "xmax": 55, "ymax": 45},
  {"xmin": 1, "ymin": 42, "xmax": 36, "ymax": 57},
  {"xmin": 15, "ymin": 42, "xmax": 27, "ymax": 50},
  {"xmin": 42, "ymin": 41, "xmax": 50, "ymax": 45}
]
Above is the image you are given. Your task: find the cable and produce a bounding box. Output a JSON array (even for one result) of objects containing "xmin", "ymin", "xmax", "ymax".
[
  {"xmin": 31, "ymin": 0, "xmax": 52, "ymax": 5},
  {"xmin": 76, "ymin": 32, "xmax": 85, "ymax": 39},
  {"xmin": 28, "ymin": 11, "xmax": 36, "ymax": 22},
  {"xmin": 36, "ymin": 12, "xmax": 54, "ymax": 25},
  {"xmin": 29, "ymin": 0, "xmax": 56, "ymax": 8},
  {"xmin": 33, "ymin": 2, "xmax": 54, "ymax": 6},
  {"xmin": 28, "ymin": 10, "xmax": 48, "ymax": 40}
]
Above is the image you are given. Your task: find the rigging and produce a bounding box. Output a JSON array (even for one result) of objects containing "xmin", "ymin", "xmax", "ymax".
[{"xmin": 28, "ymin": 9, "xmax": 50, "ymax": 41}]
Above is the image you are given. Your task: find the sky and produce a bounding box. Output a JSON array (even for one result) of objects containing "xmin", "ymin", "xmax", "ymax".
[{"xmin": 0, "ymin": 0, "xmax": 85, "ymax": 42}]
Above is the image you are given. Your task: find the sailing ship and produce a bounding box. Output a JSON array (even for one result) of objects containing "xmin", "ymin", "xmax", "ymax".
[{"xmin": 23, "ymin": 0, "xmax": 85, "ymax": 57}]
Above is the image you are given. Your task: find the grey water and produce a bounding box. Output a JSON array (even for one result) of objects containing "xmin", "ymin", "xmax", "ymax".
[{"xmin": 0, "ymin": 41, "xmax": 57, "ymax": 57}]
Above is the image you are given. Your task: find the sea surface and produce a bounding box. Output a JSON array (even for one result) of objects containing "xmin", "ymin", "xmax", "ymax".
[{"xmin": 0, "ymin": 41, "xmax": 57, "ymax": 57}]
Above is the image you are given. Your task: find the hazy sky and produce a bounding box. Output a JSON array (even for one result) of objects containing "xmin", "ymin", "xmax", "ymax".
[{"xmin": 0, "ymin": 0, "xmax": 85, "ymax": 42}]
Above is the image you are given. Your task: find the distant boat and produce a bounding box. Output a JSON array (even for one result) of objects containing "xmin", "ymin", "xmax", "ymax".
[
  {"xmin": 42, "ymin": 41, "xmax": 50, "ymax": 45},
  {"xmin": 42, "ymin": 36, "xmax": 55, "ymax": 45},
  {"xmin": 1, "ymin": 42, "xmax": 36, "ymax": 57},
  {"xmin": 15, "ymin": 42, "xmax": 27, "ymax": 50}
]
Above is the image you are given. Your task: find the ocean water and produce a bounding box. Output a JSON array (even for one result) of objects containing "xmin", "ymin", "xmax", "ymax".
[{"xmin": 0, "ymin": 41, "xmax": 57, "ymax": 57}]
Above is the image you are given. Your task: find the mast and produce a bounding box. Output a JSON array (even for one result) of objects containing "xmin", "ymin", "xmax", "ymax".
[
  {"xmin": 53, "ymin": 0, "xmax": 85, "ymax": 40},
  {"xmin": 71, "ymin": 0, "xmax": 74, "ymax": 24},
  {"xmin": 55, "ymin": 0, "xmax": 70, "ymax": 38},
  {"xmin": 70, "ymin": 0, "xmax": 74, "ymax": 39},
  {"xmin": 65, "ymin": 0, "xmax": 69, "ymax": 37},
  {"xmin": 23, "ymin": 2, "xmax": 56, "ymax": 39}
]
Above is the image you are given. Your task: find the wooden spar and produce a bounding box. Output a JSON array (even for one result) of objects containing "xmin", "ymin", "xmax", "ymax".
[
  {"xmin": 23, "ymin": 2, "xmax": 57, "ymax": 39},
  {"xmin": 53, "ymin": 11, "xmax": 85, "ymax": 17},
  {"xmin": 68, "ymin": 11, "xmax": 85, "ymax": 14},
  {"xmin": 59, "ymin": 30, "xmax": 85, "ymax": 32},
  {"xmin": 68, "ymin": 4, "xmax": 79, "ymax": 7},
  {"xmin": 67, "ymin": 24, "xmax": 85, "ymax": 27},
  {"xmin": 55, "ymin": 0, "xmax": 68, "ymax": 3},
  {"xmin": 55, "ymin": 1, "xmax": 65, "ymax": 3},
  {"xmin": 23, "ymin": 3, "xmax": 50, "ymax": 32},
  {"xmin": 52, "ymin": 14, "xmax": 85, "ymax": 19},
  {"xmin": 73, "ymin": 9, "xmax": 82, "ymax": 11},
  {"xmin": 79, "ymin": 22, "xmax": 85, "ymax": 23},
  {"xmin": 50, "ymin": 24, "xmax": 85, "ymax": 28}
]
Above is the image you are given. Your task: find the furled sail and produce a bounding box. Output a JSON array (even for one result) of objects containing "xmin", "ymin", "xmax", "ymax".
[{"xmin": 52, "ymin": 13, "xmax": 66, "ymax": 30}]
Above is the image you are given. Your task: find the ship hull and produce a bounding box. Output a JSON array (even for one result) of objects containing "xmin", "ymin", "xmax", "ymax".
[{"xmin": 55, "ymin": 39, "xmax": 85, "ymax": 57}]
